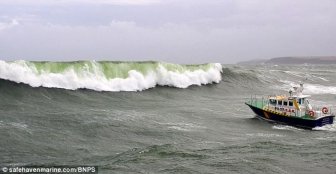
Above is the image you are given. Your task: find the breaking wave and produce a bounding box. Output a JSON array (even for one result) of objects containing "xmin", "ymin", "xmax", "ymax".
[{"xmin": 0, "ymin": 60, "xmax": 222, "ymax": 91}]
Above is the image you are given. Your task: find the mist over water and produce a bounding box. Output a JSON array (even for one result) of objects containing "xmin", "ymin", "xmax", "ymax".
[{"xmin": 0, "ymin": 63, "xmax": 335, "ymax": 174}]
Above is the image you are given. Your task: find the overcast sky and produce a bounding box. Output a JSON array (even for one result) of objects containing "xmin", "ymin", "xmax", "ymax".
[{"xmin": 0, "ymin": 0, "xmax": 335, "ymax": 64}]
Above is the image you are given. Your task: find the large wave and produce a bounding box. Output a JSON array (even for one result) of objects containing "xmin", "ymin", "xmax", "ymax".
[{"xmin": 0, "ymin": 60, "xmax": 222, "ymax": 91}]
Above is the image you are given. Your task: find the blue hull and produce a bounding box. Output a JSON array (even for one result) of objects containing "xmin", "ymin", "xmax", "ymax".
[{"xmin": 246, "ymin": 103, "xmax": 335, "ymax": 129}]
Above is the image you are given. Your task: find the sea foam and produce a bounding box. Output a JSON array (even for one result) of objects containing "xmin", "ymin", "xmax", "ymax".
[
  {"xmin": 0, "ymin": 60, "xmax": 222, "ymax": 91},
  {"xmin": 278, "ymin": 80, "xmax": 336, "ymax": 95}
]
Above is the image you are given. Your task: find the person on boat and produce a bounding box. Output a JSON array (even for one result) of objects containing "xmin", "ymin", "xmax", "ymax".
[
  {"xmin": 297, "ymin": 83, "xmax": 304, "ymax": 95},
  {"xmin": 290, "ymin": 83, "xmax": 304, "ymax": 96}
]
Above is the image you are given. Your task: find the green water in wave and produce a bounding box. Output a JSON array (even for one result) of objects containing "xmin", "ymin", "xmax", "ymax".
[{"xmin": 23, "ymin": 61, "xmax": 215, "ymax": 79}]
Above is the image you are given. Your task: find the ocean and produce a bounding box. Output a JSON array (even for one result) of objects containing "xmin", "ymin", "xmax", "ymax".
[{"xmin": 0, "ymin": 60, "xmax": 335, "ymax": 174}]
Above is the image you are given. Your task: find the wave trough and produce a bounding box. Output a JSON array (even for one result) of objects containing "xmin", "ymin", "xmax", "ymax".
[{"xmin": 0, "ymin": 60, "xmax": 222, "ymax": 91}]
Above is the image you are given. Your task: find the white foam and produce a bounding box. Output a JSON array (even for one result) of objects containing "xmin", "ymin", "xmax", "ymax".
[
  {"xmin": 156, "ymin": 64, "xmax": 222, "ymax": 88},
  {"xmin": 283, "ymin": 70, "xmax": 305, "ymax": 78},
  {"xmin": 303, "ymin": 84, "xmax": 336, "ymax": 95},
  {"xmin": 157, "ymin": 122, "xmax": 206, "ymax": 131},
  {"xmin": 313, "ymin": 123, "xmax": 336, "ymax": 131},
  {"xmin": 10, "ymin": 122, "xmax": 28, "ymax": 130},
  {"xmin": 246, "ymin": 133, "xmax": 285, "ymax": 137},
  {"xmin": 277, "ymin": 80, "xmax": 336, "ymax": 95},
  {"xmin": 272, "ymin": 125, "xmax": 303, "ymax": 131},
  {"xmin": 0, "ymin": 60, "xmax": 222, "ymax": 91}
]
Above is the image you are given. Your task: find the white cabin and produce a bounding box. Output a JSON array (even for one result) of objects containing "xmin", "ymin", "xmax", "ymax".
[{"xmin": 267, "ymin": 95, "xmax": 312, "ymax": 117}]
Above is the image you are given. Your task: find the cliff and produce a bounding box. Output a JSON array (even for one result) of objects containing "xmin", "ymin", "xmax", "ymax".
[{"xmin": 266, "ymin": 56, "xmax": 336, "ymax": 64}]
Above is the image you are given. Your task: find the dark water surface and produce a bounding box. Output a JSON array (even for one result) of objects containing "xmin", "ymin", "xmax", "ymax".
[{"xmin": 1, "ymin": 64, "xmax": 335, "ymax": 174}]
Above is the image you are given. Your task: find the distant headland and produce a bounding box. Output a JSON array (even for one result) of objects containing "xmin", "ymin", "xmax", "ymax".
[{"xmin": 238, "ymin": 56, "xmax": 336, "ymax": 65}]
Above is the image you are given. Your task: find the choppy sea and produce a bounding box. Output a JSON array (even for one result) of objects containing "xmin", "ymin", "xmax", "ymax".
[{"xmin": 0, "ymin": 61, "xmax": 335, "ymax": 174}]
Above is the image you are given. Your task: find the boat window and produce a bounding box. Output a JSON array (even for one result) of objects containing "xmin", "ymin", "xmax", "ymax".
[
  {"xmin": 289, "ymin": 101, "xmax": 293, "ymax": 106},
  {"xmin": 277, "ymin": 100, "xmax": 282, "ymax": 105},
  {"xmin": 301, "ymin": 98, "xmax": 305, "ymax": 104},
  {"xmin": 269, "ymin": 99, "xmax": 276, "ymax": 105},
  {"xmin": 283, "ymin": 101, "xmax": 288, "ymax": 106},
  {"xmin": 298, "ymin": 99, "xmax": 302, "ymax": 104}
]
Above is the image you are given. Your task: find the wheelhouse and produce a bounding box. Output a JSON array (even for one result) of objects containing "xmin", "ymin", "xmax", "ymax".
[{"xmin": 267, "ymin": 95, "xmax": 312, "ymax": 117}]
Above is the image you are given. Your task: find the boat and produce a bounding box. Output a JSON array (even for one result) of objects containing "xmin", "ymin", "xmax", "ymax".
[{"xmin": 245, "ymin": 83, "xmax": 335, "ymax": 129}]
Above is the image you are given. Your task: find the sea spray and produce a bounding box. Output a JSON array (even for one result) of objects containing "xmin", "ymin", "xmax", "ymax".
[{"xmin": 0, "ymin": 60, "xmax": 222, "ymax": 91}]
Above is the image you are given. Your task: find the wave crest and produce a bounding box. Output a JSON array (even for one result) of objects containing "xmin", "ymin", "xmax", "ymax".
[{"xmin": 0, "ymin": 60, "xmax": 222, "ymax": 91}]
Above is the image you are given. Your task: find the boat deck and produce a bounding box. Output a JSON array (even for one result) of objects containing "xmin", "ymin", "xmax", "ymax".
[{"xmin": 245, "ymin": 97, "xmax": 331, "ymax": 120}]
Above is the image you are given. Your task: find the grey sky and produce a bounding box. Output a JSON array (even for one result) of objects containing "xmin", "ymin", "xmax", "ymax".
[{"xmin": 0, "ymin": 0, "xmax": 335, "ymax": 64}]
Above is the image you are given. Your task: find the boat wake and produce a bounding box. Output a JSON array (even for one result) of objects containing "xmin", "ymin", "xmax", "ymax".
[{"xmin": 272, "ymin": 125, "xmax": 303, "ymax": 131}]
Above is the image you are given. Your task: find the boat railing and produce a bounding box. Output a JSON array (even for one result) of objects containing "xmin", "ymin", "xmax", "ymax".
[
  {"xmin": 246, "ymin": 95, "xmax": 268, "ymax": 108},
  {"xmin": 311, "ymin": 106, "xmax": 332, "ymax": 118}
]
